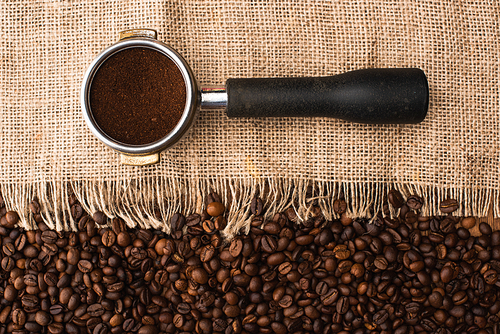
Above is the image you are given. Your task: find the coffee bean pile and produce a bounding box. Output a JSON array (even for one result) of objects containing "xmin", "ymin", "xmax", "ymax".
[{"xmin": 0, "ymin": 191, "xmax": 500, "ymax": 334}]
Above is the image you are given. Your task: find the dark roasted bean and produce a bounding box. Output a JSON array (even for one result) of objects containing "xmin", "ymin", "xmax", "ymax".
[{"xmin": 0, "ymin": 193, "xmax": 496, "ymax": 334}]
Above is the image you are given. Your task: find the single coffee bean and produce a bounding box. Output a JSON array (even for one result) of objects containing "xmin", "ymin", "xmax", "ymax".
[
  {"xmin": 483, "ymin": 269, "xmax": 498, "ymax": 285},
  {"xmin": 49, "ymin": 304, "xmax": 64, "ymax": 315},
  {"xmin": 202, "ymin": 220, "xmax": 216, "ymax": 234},
  {"xmin": 66, "ymin": 248, "xmax": 80, "ymax": 265},
  {"xmin": 206, "ymin": 202, "xmax": 225, "ymax": 217},
  {"xmin": 388, "ymin": 189, "xmax": 405, "ymax": 208},
  {"xmin": 41, "ymin": 230, "xmax": 58, "ymax": 243},
  {"xmin": 322, "ymin": 288, "xmax": 339, "ymax": 305},
  {"xmin": 428, "ymin": 291, "xmax": 444, "ymax": 308},
  {"xmin": 138, "ymin": 325, "xmax": 159, "ymax": 334},
  {"xmin": 4, "ymin": 284, "xmax": 18, "ymax": 302},
  {"xmin": 439, "ymin": 199, "xmax": 459, "ymax": 213},
  {"xmin": 4, "ymin": 211, "xmax": 19, "ymax": 227},
  {"xmin": 48, "ymin": 323, "xmax": 64, "ymax": 334},
  {"xmin": 110, "ymin": 217, "xmax": 126, "ymax": 234},
  {"xmin": 229, "ymin": 238, "xmax": 243, "ymax": 257},
  {"xmin": 173, "ymin": 314, "xmax": 184, "ymax": 328},
  {"xmin": 70, "ymin": 203, "xmax": 84, "ymax": 220},
  {"xmin": 176, "ymin": 302, "xmax": 191, "ymax": 315},
  {"xmin": 92, "ymin": 211, "xmax": 107, "ymax": 225},
  {"xmin": 1, "ymin": 256, "xmax": 14, "ymax": 271},
  {"xmin": 440, "ymin": 265, "xmax": 455, "ymax": 284},
  {"xmin": 24, "ymin": 273, "xmax": 38, "ymax": 286},
  {"xmin": 116, "ymin": 231, "xmax": 131, "ymax": 247},
  {"xmin": 333, "ymin": 244, "xmax": 350, "ymax": 260},
  {"xmin": 102, "ymin": 230, "xmax": 116, "ymax": 247},
  {"xmin": 374, "ymin": 256, "xmax": 388, "ymax": 270},
  {"xmin": 479, "ymin": 222, "xmax": 492, "ymax": 235},
  {"xmin": 261, "ymin": 235, "xmax": 278, "ymax": 253},
  {"xmin": 373, "ymin": 309, "xmax": 389, "ymax": 324},
  {"xmin": 88, "ymin": 303, "xmax": 105, "ymax": 317},
  {"xmin": 406, "ymin": 195, "xmax": 424, "ymax": 210},
  {"xmin": 333, "ymin": 199, "xmax": 347, "ymax": 214},
  {"xmin": 170, "ymin": 213, "xmax": 185, "ymax": 233},
  {"xmin": 461, "ymin": 217, "xmax": 476, "ymax": 229},
  {"xmin": 14, "ymin": 233, "xmax": 26, "ymax": 251},
  {"xmin": 29, "ymin": 199, "xmax": 41, "ymax": 214},
  {"xmin": 251, "ymin": 197, "xmax": 264, "ymax": 216},
  {"xmin": 186, "ymin": 214, "xmax": 201, "ymax": 227},
  {"xmin": 200, "ymin": 244, "xmax": 215, "ymax": 262},
  {"xmin": 336, "ymin": 296, "xmax": 349, "ymax": 314},
  {"xmin": 2, "ymin": 242, "xmax": 15, "ymax": 256},
  {"xmin": 267, "ymin": 252, "xmax": 285, "ymax": 266},
  {"xmin": 278, "ymin": 262, "xmax": 293, "ymax": 275},
  {"xmin": 12, "ymin": 308, "xmax": 26, "ymax": 326},
  {"xmin": 214, "ymin": 216, "xmax": 227, "ymax": 230},
  {"xmin": 192, "ymin": 267, "xmax": 209, "ymax": 284},
  {"xmin": 93, "ymin": 323, "xmax": 109, "ymax": 334},
  {"xmin": 295, "ymin": 235, "xmax": 314, "ymax": 245},
  {"xmin": 35, "ymin": 311, "xmax": 51, "ymax": 326},
  {"xmin": 78, "ymin": 259, "xmax": 93, "ymax": 273}
]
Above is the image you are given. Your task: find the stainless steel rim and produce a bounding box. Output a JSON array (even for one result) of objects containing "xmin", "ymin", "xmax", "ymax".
[{"xmin": 81, "ymin": 38, "xmax": 198, "ymax": 155}]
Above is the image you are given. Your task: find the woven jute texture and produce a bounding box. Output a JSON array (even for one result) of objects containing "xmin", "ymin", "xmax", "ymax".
[{"xmin": 1, "ymin": 1, "xmax": 499, "ymax": 235}]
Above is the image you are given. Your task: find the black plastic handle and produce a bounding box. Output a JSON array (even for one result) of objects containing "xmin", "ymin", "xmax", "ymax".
[{"xmin": 226, "ymin": 68, "xmax": 429, "ymax": 124}]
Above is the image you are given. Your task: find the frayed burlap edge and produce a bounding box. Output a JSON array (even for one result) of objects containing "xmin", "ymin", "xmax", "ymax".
[{"xmin": 1, "ymin": 179, "xmax": 497, "ymax": 239}]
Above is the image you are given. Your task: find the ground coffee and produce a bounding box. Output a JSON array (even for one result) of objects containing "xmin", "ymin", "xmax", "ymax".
[{"xmin": 90, "ymin": 47, "xmax": 186, "ymax": 145}]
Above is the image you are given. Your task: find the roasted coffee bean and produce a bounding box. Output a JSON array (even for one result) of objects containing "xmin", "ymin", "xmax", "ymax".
[
  {"xmin": 479, "ymin": 222, "xmax": 493, "ymax": 235},
  {"xmin": 49, "ymin": 304, "xmax": 64, "ymax": 315},
  {"xmin": 93, "ymin": 323, "xmax": 108, "ymax": 334},
  {"xmin": 315, "ymin": 281, "xmax": 329, "ymax": 295},
  {"xmin": 202, "ymin": 220, "xmax": 216, "ymax": 234},
  {"xmin": 138, "ymin": 325, "xmax": 158, "ymax": 334},
  {"xmin": 41, "ymin": 230, "xmax": 58, "ymax": 243},
  {"xmin": 200, "ymin": 244, "xmax": 215, "ymax": 262},
  {"xmin": 101, "ymin": 230, "xmax": 116, "ymax": 247},
  {"xmin": 170, "ymin": 213, "xmax": 185, "ymax": 233},
  {"xmin": 48, "ymin": 322, "xmax": 64, "ymax": 334},
  {"xmin": 261, "ymin": 235, "xmax": 278, "ymax": 253},
  {"xmin": 229, "ymin": 238, "xmax": 243, "ymax": 257},
  {"xmin": 322, "ymin": 288, "xmax": 339, "ymax": 305},
  {"xmin": 185, "ymin": 213, "xmax": 201, "ymax": 227},
  {"xmin": 0, "ymin": 193, "xmax": 498, "ymax": 334},
  {"xmin": 406, "ymin": 195, "xmax": 424, "ymax": 210},
  {"xmin": 92, "ymin": 211, "xmax": 107, "ymax": 225},
  {"xmin": 374, "ymin": 256, "xmax": 388, "ymax": 270},
  {"xmin": 278, "ymin": 262, "xmax": 292, "ymax": 275},
  {"xmin": 440, "ymin": 199, "xmax": 459, "ymax": 213},
  {"xmin": 3, "ymin": 211, "xmax": 19, "ymax": 228},
  {"xmin": 206, "ymin": 202, "xmax": 225, "ymax": 217},
  {"xmin": 192, "ymin": 267, "xmax": 209, "ymax": 284},
  {"xmin": 12, "ymin": 308, "xmax": 26, "ymax": 326},
  {"xmin": 461, "ymin": 217, "xmax": 476, "ymax": 229},
  {"xmin": 251, "ymin": 197, "xmax": 264, "ymax": 216},
  {"xmin": 333, "ymin": 199, "xmax": 347, "ymax": 214},
  {"xmin": 333, "ymin": 244, "xmax": 350, "ymax": 259},
  {"xmin": 88, "ymin": 303, "xmax": 105, "ymax": 317},
  {"xmin": 373, "ymin": 309, "xmax": 389, "ymax": 324},
  {"xmin": 214, "ymin": 216, "xmax": 227, "ymax": 230},
  {"xmin": 336, "ymin": 296, "xmax": 349, "ymax": 314},
  {"xmin": 1, "ymin": 256, "xmax": 14, "ymax": 271},
  {"xmin": 78, "ymin": 259, "xmax": 93, "ymax": 273},
  {"xmin": 388, "ymin": 189, "xmax": 405, "ymax": 208}
]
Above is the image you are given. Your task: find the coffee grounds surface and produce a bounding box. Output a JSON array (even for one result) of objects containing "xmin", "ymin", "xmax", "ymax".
[{"xmin": 90, "ymin": 47, "xmax": 186, "ymax": 145}]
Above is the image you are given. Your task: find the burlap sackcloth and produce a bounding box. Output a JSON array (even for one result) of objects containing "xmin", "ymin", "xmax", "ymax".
[{"xmin": 1, "ymin": 1, "xmax": 499, "ymax": 236}]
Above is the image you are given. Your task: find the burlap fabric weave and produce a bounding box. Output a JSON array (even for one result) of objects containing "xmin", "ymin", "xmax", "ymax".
[{"xmin": 1, "ymin": 1, "xmax": 499, "ymax": 235}]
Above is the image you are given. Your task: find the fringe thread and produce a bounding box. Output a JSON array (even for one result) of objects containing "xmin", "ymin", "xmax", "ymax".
[{"xmin": 1, "ymin": 178, "xmax": 497, "ymax": 238}]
